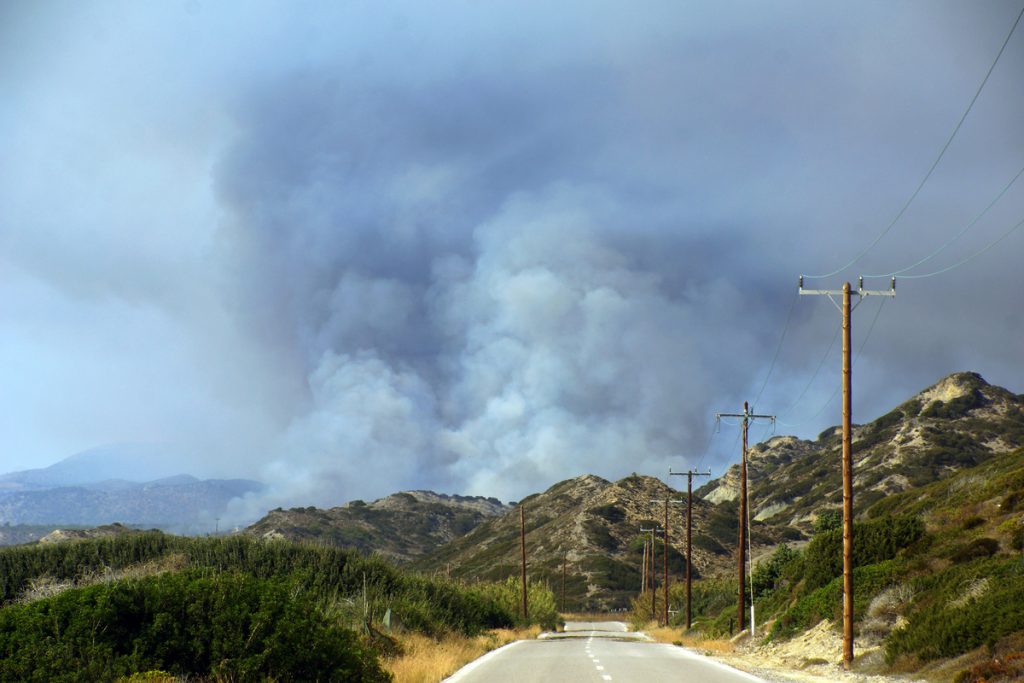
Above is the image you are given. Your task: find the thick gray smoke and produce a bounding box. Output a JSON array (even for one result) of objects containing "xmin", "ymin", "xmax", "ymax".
[{"xmin": 3, "ymin": 2, "xmax": 1023, "ymax": 524}]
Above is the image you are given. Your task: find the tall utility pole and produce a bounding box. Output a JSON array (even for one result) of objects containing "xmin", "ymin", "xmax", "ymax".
[
  {"xmin": 716, "ymin": 402, "xmax": 775, "ymax": 635},
  {"xmin": 641, "ymin": 539, "xmax": 648, "ymax": 593},
  {"xmin": 670, "ymin": 468, "xmax": 711, "ymax": 629},
  {"xmin": 561, "ymin": 553, "xmax": 567, "ymax": 613},
  {"xmin": 640, "ymin": 526, "xmax": 660, "ymax": 622},
  {"xmin": 799, "ymin": 275, "xmax": 895, "ymax": 667},
  {"xmin": 651, "ymin": 498, "xmax": 684, "ymax": 626},
  {"xmin": 520, "ymin": 504, "xmax": 528, "ymax": 622}
]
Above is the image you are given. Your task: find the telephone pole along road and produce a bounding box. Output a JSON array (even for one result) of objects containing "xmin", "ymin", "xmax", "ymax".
[{"xmin": 443, "ymin": 621, "xmax": 767, "ymax": 683}]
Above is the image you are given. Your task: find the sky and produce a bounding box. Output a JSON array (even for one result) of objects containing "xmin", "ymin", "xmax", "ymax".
[{"xmin": 2, "ymin": 1, "xmax": 1023, "ymax": 520}]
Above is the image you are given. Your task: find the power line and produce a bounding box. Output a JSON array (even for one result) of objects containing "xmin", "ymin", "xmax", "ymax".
[
  {"xmin": 865, "ymin": 162, "xmax": 1024, "ymax": 278},
  {"xmin": 750, "ymin": 291, "xmax": 798, "ymax": 411},
  {"xmin": 804, "ymin": 3, "xmax": 1024, "ymax": 280},
  {"xmin": 776, "ymin": 323, "xmax": 841, "ymax": 420},
  {"xmin": 892, "ymin": 215, "xmax": 1024, "ymax": 280},
  {"xmin": 778, "ymin": 296, "xmax": 884, "ymax": 430}
]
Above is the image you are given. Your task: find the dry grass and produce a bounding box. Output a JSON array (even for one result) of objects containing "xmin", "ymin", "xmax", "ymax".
[
  {"xmin": 384, "ymin": 627, "xmax": 539, "ymax": 683},
  {"xmin": 18, "ymin": 553, "xmax": 189, "ymax": 604},
  {"xmin": 641, "ymin": 624, "xmax": 735, "ymax": 654}
]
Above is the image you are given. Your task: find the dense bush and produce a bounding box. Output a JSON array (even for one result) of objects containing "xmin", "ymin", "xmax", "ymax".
[
  {"xmin": 802, "ymin": 515, "xmax": 925, "ymax": 591},
  {"xmin": 470, "ymin": 577, "xmax": 560, "ymax": 631},
  {"xmin": 885, "ymin": 558, "xmax": 1024, "ymax": 663},
  {"xmin": 750, "ymin": 544, "xmax": 801, "ymax": 600},
  {"xmin": 770, "ymin": 560, "xmax": 905, "ymax": 640},
  {"xmin": 667, "ymin": 576, "xmax": 737, "ymax": 633},
  {"xmin": 0, "ymin": 534, "xmax": 514, "ymax": 637},
  {"xmin": 0, "ymin": 571, "xmax": 390, "ymax": 682},
  {"xmin": 814, "ymin": 510, "xmax": 842, "ymax": 535},
  {"xmin": 948, "ymin": 537, "xmax": 1000, "ymax": 564}
]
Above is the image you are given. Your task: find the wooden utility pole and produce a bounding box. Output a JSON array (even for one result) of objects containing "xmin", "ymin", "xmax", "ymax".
[
  {"xmin": 716, "ymin": 402, "xmax": 775, "ymax": 635},
  {"xmin": 641, "ymin": 539, "xmax": 648, "ymax": 592},
  {"xmin": 640, "ymin": 526, "xmax": 660, "ymax": 622},
  {"xmin": 670, "ymin": 468, "xmax": 711, "ymax": 629},
  {"xmin": 561, "ymin": 553, "xmax": 567, "ymax": 613},
  {"xmin": 520, "ymin": 504, "xmax": 528, "ymax": 622},
  {"xmin": 651, "ymin": 498, "xmax": 684, "ymax": 626},
  {"xmin": 799, "ymin": 275, "xmax": 895, "ymax": 667}
]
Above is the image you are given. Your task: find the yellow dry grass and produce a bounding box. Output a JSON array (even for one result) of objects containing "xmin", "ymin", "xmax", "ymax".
[
  {"xmin": 385, "ymin": 627, "xmax": 539, "ymax": 683},
  {"xmin": 643, "ymin": 625, "xmax": 735, "ymax": 655}
]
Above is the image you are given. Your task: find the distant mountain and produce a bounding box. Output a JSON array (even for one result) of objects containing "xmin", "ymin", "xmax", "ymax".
[
  {"xmin": 0, "ymin": 444, "xmax": 189, "ymax": 492},
  {"xmin": 244, "ymin": 491, "xmax": 510, "ymax": 562},
  {"xmin": 0, "ymin": 477, "xmax": 263, "ymax": 533},
  {"xmin": 699, "ymin": 371, "xmax": 1024, "ymax": 527},
  {"xmin": 0, "ymin": 447, "xmax": 263, "ymax": 535}
]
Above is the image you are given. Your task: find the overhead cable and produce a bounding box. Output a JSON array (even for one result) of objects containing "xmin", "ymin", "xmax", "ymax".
[
  {"xmin": 750, "ymin": 291, "xmax": 799, "ymax": 411},
  {"xmin": 865, "ymin": 162, "xmax": 1024, "ymax": 278},
  {"xmin": 893, "ymin": 215, "xmax": 1024, "ymax": 279},
  {"xmin": 804, "ymin": 3, "xmax": 1024, "ymax": 280}
]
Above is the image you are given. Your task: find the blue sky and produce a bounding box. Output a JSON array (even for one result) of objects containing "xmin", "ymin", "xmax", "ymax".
[{"xmin": 2, "ymin": 1, "xmax": 1023, "ymax": 514}]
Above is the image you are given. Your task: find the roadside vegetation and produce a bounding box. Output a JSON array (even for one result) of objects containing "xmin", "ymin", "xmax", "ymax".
[
  {"xmin": 638, "ymin": 446, "xmax": 1024, "ymax": 682},
  {"xmin": 0, "ymin": 534, "xmax": 559, "ymax": 681}
]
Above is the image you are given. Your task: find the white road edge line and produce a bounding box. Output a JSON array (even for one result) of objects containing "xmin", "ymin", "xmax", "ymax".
[
  {"xmin": 671, "ymin": 646, "xmax": 768, "ymax": 683},
  {"xmin": 442, "ymin": 640, "xmax": 526, "ymax": 683}
]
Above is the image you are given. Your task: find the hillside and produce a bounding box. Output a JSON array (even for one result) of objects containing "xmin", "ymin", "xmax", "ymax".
[
  {"xmin": 414, "ymin": 473, "xmax": 801, "ymax": 610},
  {"xmin": 244, "ymin": 490, "xmax": 510, "ymax": 562},
  {"xmin": 700, "ymin": 372, "xmax": 1024, "ymax": 527}
]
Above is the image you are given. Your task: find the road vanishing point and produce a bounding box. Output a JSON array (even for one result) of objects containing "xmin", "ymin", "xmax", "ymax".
[{"xmin": 444, "ymin": 621, "xmax": 767, "ymax": 683}]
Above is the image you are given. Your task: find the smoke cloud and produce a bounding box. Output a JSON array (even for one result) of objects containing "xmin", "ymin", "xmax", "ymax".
[{"xmin": 3, "ymin": 2, "xmax": 1023, "ymax": 523}]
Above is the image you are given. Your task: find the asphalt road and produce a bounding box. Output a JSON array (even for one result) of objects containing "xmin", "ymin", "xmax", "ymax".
[{"xmin": 444, "ymin": 621, "xmax": 767, "ymax": 683}]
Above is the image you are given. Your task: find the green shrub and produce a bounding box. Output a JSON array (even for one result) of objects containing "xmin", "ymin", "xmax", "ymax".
[
  {"xmin": 751, "ymin": 544, "xmax": 801, "ymax": 599},
  {"xmin": 948, "ymin": 538, "xmax": 1000, "ymax": 564},
  {"xmin": 469, "ymin": 577, "xmax": 560, "ymax": 631},
  {"xmin": 0, "ymin": 571, "xmax": 390, "ymax": 682},
  {"xmin": 802, "ymin": 515, "xmax": 925, "ymax": 591},
  {"xmin": 814, "ymin": 510, "xmax": 842, "ymax": 535},
  {"xmin": 885, "ymin": 558, "xmax": 1024, "ymax": 663},
  {"xmin": 0, "ymin": 534, "xmax": 514, "ymax": 637},
  {"xmin": 919, "ymin": 390, "xmax": 986, "ymax": 420},
  {"xmin": 770, "ymin": 560, "xmax": 905, "ymax": 640},
  {"xmin": 961, "ymin": 516, "xmax": 986, "ymax": 531},
  {"xmin": 589, "ymin": 504, "xmax": 625, "ymax": 523}
]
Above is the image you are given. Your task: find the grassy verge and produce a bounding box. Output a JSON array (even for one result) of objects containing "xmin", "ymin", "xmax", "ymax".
[
  {"xmin": 384, "ymin": 627, "xmax": 539, "ymax": 683},
  {"xmin": 632, "ymin": 622, "xmax": 736, "ymax": 654}
]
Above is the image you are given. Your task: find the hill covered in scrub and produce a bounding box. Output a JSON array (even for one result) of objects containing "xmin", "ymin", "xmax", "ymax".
[
  {"xmin": 662, "ymin": 373, "xmax": 1024, "ymax": 683},
  {"xmin": 700, "ymin": 372, "xmax": 1024, "ymax": 528},
  {"xmin": 244, "ymin": 490, "xmax": 510, "ymax": 562},
  {"xmin": 413, "ymin": 473, "xmax": 802, "ymax": 611}
]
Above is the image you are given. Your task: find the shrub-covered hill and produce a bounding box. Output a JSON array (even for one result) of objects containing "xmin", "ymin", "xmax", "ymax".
[
  {"xmin": 414, "ymin": 473, "xmax": 803, "ymax": 611},
  {"xmin": 700, "ymin": 371, "xmax": 1024, "ymax": 529},
  {"xmin": 675, "ymin": 444, "xmax": 1024, "ymax": 682},
  {"xmin": 0, "ymin": 533, "xmax": 555, "ymax": 681},
  {"xmin": 245, "ymin": 490, "xmax": 509, "ymax": 562}
]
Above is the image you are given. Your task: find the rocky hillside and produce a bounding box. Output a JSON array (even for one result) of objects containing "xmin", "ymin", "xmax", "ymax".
[
  {"xmin": 244, "ymin": 490, "xmax": 509, "ymax": 562},
  {"xmin": 414, "ymin": 473, "xmax": 801, "ymax": 610},
  {"xmin": 700, "ymin": 372, "xmax": 1024, "ymax": 528}
]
